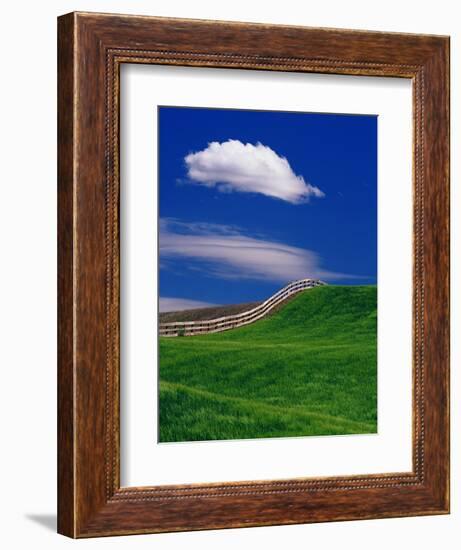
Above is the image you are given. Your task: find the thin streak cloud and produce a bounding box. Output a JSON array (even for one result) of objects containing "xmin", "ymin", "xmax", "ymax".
[{"xmin": 160, "ymin": 219, "xmax": 355, "ymax": 283}]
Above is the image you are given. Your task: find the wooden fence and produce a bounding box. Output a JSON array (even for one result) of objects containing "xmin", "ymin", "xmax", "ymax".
[{"xmin": 159, "ymin": 278, "xmax": 326, "ymax": 337}]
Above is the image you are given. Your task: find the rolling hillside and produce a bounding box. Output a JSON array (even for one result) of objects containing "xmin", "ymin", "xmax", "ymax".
[{"xmin": 159, "ymin": 285, "xmax": 377, "ymax": 443}]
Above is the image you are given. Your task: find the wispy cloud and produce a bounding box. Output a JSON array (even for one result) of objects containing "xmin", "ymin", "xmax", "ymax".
[
  {"xmin": 160, "ymin": 218, "xmax": 354, "ymax": 283},
  {"xmin": 185, "ymin": 139, "xmax": 324, "ymax": 204},
  {"xmin": 159, "ymin": 297, "xmax": 217, "ymax": 313}
]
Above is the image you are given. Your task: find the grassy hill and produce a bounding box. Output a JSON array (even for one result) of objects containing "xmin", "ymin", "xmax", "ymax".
[{"xmin": 159, "ymin": 285, "xmax": 377, "ymax": 443}]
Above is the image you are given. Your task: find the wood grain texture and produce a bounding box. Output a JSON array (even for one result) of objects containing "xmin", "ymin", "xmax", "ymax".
[
  {"xmin": 57, "ymin": 13, "xmax": 75, "ymax": 538},
  {"xmin": 57, "ymin": 11, "xmax": 450, "ymax": 538}
]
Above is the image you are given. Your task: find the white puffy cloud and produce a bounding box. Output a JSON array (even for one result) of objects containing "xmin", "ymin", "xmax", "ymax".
[
  {"xmin": 159, "ymin": 297, "xmax": 217, "ymax": 313},
  {"xmin": 184, "ymin": 139, "xmax": 324, "ymax": 204},
  {"xmin": 160, "ymin": 219, "xmax": 351, "ymax": 283}
]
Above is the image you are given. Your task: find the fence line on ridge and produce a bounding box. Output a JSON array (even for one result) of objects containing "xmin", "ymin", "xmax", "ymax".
[{"xmin": 159, "ymin": 278, "xmax": 326, "ymax": 337}]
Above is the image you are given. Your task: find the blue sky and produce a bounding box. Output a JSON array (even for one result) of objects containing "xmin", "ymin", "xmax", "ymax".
[{"xmin": 158, "ymin": 106, "xmax": 377, "ymax": 312}]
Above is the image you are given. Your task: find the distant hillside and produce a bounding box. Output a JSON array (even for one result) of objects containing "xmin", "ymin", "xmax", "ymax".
[
  {"xmin": 159, "ymin": 285, "xmax": 377, "ymax": 443},
  {"xmin": 159, "ymin": 301, "xmax": 262, "ymax": 323}
]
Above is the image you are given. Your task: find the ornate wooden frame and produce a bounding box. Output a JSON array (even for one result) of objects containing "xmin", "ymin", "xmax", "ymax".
[{"xmin": 57, "ymin": 12, "xmax": 450, "ymax": 538}]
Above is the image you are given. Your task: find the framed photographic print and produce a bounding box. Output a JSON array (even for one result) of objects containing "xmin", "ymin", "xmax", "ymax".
[
  {"xmin": 57, "ymin": 12, "xmax": 450, "ymax": 537},
  {"xmin": 157, "ymin": 106, "xmax": 378, "ymax": 444}
]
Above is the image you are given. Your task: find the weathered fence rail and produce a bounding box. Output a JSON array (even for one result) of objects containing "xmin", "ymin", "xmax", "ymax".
[{"xmin": 159, "ymin": 278, "xmax": 326, "ymax": 337}]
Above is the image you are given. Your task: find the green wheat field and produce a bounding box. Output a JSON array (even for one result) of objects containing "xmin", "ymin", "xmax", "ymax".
[{"xmin": 158, "ymin": 285, "xmax": 377, "ymax": 443}]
